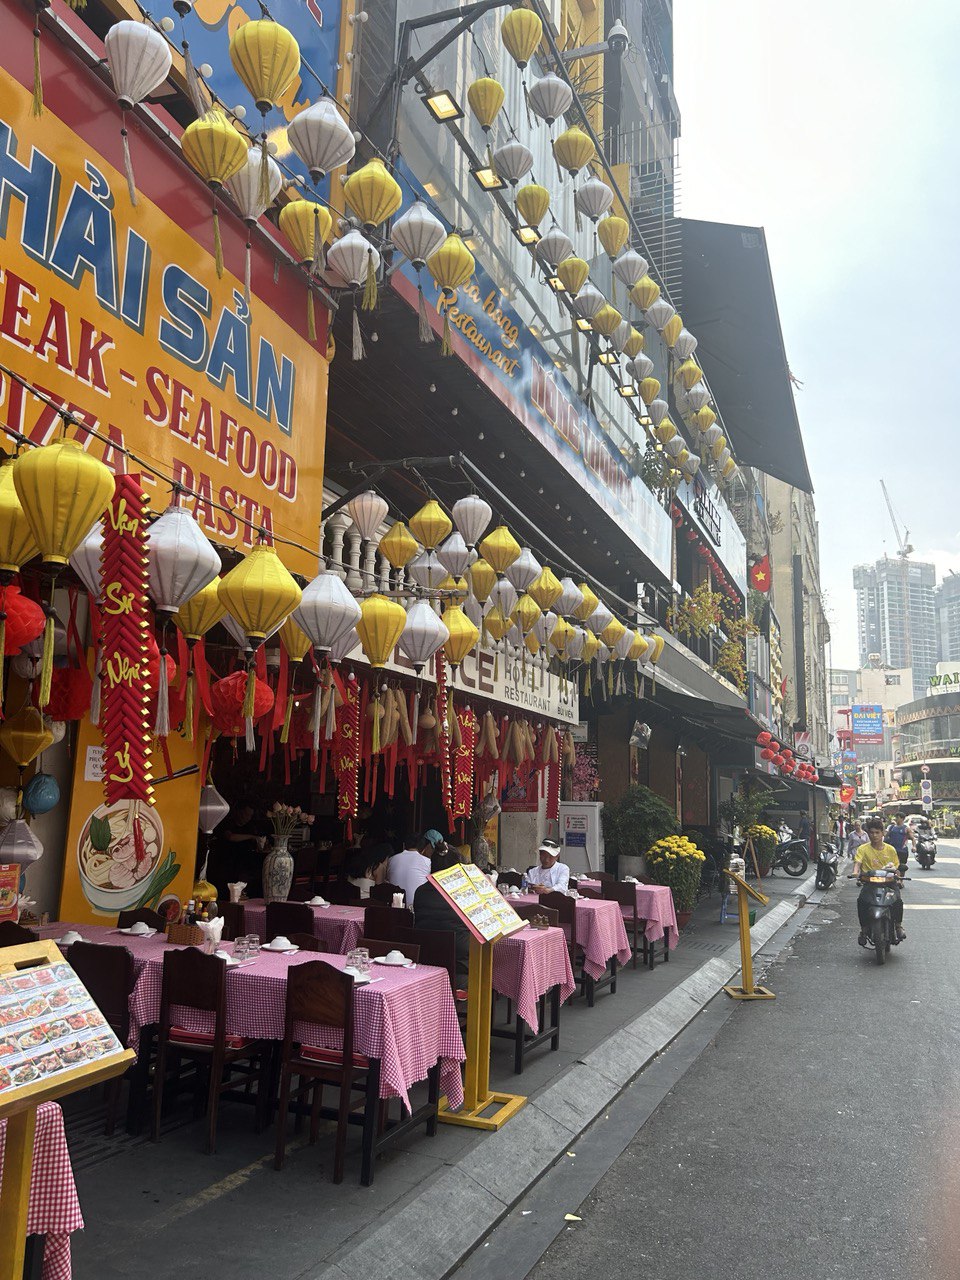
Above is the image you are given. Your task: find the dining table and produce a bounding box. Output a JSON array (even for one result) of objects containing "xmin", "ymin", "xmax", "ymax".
[
  {"xmin": 0, "ymin": 1100, "xmax": 83, "ymax": 1280},
  {"xmin": 491, "ymin": 924, "xmax": 576, "ymax": 1074},
  {"xmin": 240, "ymin": 899, "xmax": 366, "ymax": 953},
  {"xmin": 41, "ymin": 924, "xmax": 466, "ymax": 1113},
  {"xmin": 509, "ymin": 895, "xmax": 632, "ymax": 981},
  {"xmin": 578, "ymin": 879, "xmax": 679, "ymax": 951}
]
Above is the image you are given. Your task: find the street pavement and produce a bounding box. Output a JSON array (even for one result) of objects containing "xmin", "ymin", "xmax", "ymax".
[{"xmin": 527, "ymin": 839, "xmax": 960, "ymax": 1280}]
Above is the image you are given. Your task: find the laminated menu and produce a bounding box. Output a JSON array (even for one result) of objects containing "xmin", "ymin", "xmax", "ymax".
[{"xmin": 430, "ymin": 863, "xmax": 525, "ymax": 944}]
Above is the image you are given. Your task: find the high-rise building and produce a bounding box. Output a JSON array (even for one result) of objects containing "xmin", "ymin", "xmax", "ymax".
[
  {"xmin": 936, "ymin": 573, "xmax": 960, "ymax": 663},
  {"xmin": 852, "ymin": 557, "xmax": 937, "ymax": 696}
]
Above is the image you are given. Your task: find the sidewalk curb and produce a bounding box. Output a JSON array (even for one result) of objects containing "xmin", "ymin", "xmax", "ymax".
[{"xmin": 313, "ymin": 876, "xmax": 818, "ymax": 1280}]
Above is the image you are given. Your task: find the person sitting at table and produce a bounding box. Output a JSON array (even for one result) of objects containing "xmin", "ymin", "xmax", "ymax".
[
  {"xmin": 413, "ymin": 842, "xmax": 471, "ymax": 984},
  {"xmin": 524, "ymin": 839, "xmax": 570, "ymax": 894},
  {"xmin": 346, "ymin": 844, "xmax": 391, "ymax": 899},
  {"xmin": 387, "ymin": 834, "xmax": 432, "ymax": 906}
]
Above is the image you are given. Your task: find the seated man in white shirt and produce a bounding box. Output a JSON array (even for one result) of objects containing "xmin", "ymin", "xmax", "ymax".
[
  {"xmin": 524, "ymin": 839, "xmax": 570, "ymax": 895},
  {"xmin": 387, "ymin": 835, "xmax": 432, "ymax": 906}
]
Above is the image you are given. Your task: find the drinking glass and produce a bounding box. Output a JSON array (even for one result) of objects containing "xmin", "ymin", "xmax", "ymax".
[
  {"xmin": 345, "ymin": 948, "xmax": 360, "ymax": 972},
  {"xmin": 246, "ymin": 934, "xmax": 261, "ymax": 959},
  {"xmin": 233, "ymin": 936, "xmax": 249, "ymax": 963},
  {"xmin": 355, "ymin": 946, "xmax": 370, "ymax": 975}
]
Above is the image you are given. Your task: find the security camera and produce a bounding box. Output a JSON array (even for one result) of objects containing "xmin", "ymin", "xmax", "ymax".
[{"xmin": 607, "ymin": 19, "xmax": 629, "ymax": 56}]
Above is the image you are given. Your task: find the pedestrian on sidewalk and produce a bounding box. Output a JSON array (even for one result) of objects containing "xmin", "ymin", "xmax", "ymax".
[
  {"xmin": 846, "ymin": 820, "xmax": 868, "ymax": 860},
  {"xmin": 885, "ymin": 815, "xmax": 909, "ymax": 874}
]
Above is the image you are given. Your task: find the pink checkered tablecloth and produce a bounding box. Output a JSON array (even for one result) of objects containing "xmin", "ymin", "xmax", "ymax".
[
  {"xmin": 0, "ymin": 1100, "xmax": 83, "ymax": 1280},
  {"xmin": 492, "ymin": 926, "xmax": 576, "ymax": 1033},
  {"xmin": 579, "ymin": 880, "xmax": 679, "ymax": 949},
  {"xmin": 512, "ymin": 896, "xmax": 631, "ymax": 981},
  {"xmin": 241, "ymin": 900, "xmax": 365, "ymax": 953}
]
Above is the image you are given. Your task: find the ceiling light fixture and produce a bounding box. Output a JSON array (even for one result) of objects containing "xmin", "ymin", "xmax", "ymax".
[{"xmin": 424, "ymin": 90, "xmax": 463, "ymax": 122}]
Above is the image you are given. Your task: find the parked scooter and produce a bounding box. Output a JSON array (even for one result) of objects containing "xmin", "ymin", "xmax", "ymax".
[
  {"xmin": 851, "ymin": 867, "xmax": 906, "ymax": 965},
  {"xmin": 814, "ymin": 838, "xmax": 840, "ymax": 890},
  {"xmin": 772, "ymin": 824, "xmax": 809, "ymax": 878},
  {"xmin": 915, "ymin": 827, "xmax": 937, "ymax": 870}
]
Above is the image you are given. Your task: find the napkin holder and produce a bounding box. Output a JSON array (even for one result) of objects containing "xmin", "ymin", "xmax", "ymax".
[
  {"xmin": 197, "ymin": 916, "xmax": 224, "ymax": 955},
  {"xmin": 527, "ymin": 912, "xmax": 551, "ymax": 931},
  {"xmin": 166, "ymin": 920, "xmax": 204, "ymax": 946}
]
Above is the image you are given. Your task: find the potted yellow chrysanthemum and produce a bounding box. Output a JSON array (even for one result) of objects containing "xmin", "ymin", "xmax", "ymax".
[{"xmin": 644, "ymin": 833, "xmax": 706, "ymax": 928}]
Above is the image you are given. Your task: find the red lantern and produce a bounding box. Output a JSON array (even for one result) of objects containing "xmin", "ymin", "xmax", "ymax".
[
  {"xmin": 761, "ymin": 748, "xmax": 775, "ymax": 761},
  {"xmin": 686, "ymin": 531, "xmax": 697, "ymax": 542},
  {"xmin": 773, "ymin": 754, "xmax": 785, "ymax": 767},
  {"xmin": 757, "ymin": 731, "xmax": 772, "ymax": 746},
  {"xmin": 44, "ymin": 664, "xmax": 93, "ymax": 721},
  {"xmin": 2, "ymin": 586, "xmax": 44, "ymax": 654},
  {"xmin": 812, "ymin": 773, "xmax": 819, "ymax": 784},
  {"xmin": 211, "ymin": 670, "xmax": 274, "ymax": 735}
]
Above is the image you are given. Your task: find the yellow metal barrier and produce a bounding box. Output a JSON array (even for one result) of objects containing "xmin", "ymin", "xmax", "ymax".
[{"xmin": 722, "ymin": 871, "xmax": 776, "ymax": 1001}]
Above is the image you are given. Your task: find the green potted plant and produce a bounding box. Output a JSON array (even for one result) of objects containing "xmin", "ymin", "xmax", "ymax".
[
  {"xmin": 601, "ymin": 784, "xmax": 680, "ymax": 878},
  {"xmin": 744, "ymin": 823, "xmax": 778, "ymax": 876},
  {"xmin": 645, "ymin": 834, "xmax": 706, "ymax": 927}
]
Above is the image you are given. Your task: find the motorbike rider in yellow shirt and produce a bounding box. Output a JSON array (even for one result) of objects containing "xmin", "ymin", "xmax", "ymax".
[{"xmin": 853, "ymin": 817, "xmax": 905, "ymax": 946}]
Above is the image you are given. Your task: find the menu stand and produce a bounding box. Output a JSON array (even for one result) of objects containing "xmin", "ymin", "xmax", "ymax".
[{"xmin": 0, "ymin": 941, "xmax": 134, "ymax": 1280}]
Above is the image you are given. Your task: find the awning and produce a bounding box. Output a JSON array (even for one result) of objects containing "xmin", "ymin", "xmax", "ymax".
[
  {"xmin": 644, "ymin": 635, "xmax": 762, "ymax": 755},
  {"xmin": 680, "ymin": 218, "xmax": 813, "ymax": 492}
]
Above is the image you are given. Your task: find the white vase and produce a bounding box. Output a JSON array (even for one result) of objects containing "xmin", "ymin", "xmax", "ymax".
[{"xmin": 263, "ymin": 838, "xmax": 294, "ymax": 903}]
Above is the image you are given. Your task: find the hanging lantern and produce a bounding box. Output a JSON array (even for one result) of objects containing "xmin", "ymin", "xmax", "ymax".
[
  {"xmin": 565, "ymin": 626, "xmax": 586, "ymax": 661},
  {"xmin": 391, "ymin": 200, "xmax": 447, "ymax": 343},
  {"xmin": 533, "ymin": 228, "xmax": 573, "ymax": 271},
  {"xmin": 574, "ymin": 176, "xmax": 613, "ymax": 223},
  {"xmin": 229, "ymin": 18, "xmax": 300, "ymax": 113},
  {"xmin": 556, "ymin": 577, "xmax": 584, "ymax": 618},
  {"xmin": 662, "ymin": 313, "xmax": 683, "ymax": 349},
  {"xmin": 293, "ymin": 570, "xmax": 362, "ymax": 659},
  {"xmin": 442, "ymin": 604, "xmax": 479, "ymax": 668},
  {"xmin": 648, "ymin": 399, "xmax": 670, "ymax": 427},
  {"xmin": 665, "ymin": 436, "xmax": 686, "ymax": 459},
  {"xmin": 611, "ymin": 319, "xmax": 632, "ymax": 353},
  {"xmin": 346, "ymin": 490, "xmax": 389, "ymax": 541},
  {"xmin": 279, "ymin": 614, "xmax": 312, "ymax": 665},
  {"xmin": 500, "ymin": 7, "xmax": 543, "ymax": 69},
  {"xmin": 492, "ymin": 141, "xmax": 534, "ymax": 186},
  {"xmin": 409, "ymin": 499, "xmax": 453, "ymax": 551},
  {"xmin": 686, "ymin": 383, "xmax": 712, "ymax": 413},
  {"xmin": 722, "ymin": 458, "xmax": 737, "ymax": 481},
  {"xmin": 0, "ymin": 820, "xmax": 42, "ymax": 867},
  {"xmin": 468, "ymin": 77, "xmax": 505, "ymax": 136},
  {"xmin": 437, "ymin": 532, "xmax": 473, "ymax": 580},
  {"xmin": 702, "ymin": 425, "xmax": 723, "ymax": 456},
  {"xmin": 673, "ymin": 328, "xmax": 698, "ymax": 360},
  {"xmin": 573, "ymin": 284, "xmax": 605, "ymax": 325},
  {"xmin": 0, "ymin": 587, "xmax": 43, "ymax": 655},
  {"xmin": 556, "ymin": 257, "xmax": 590, "ymax": 296},
  {"xmin": 513, "ymin": 593, "xmax": 542, "ymax": 636},
  {"xmin": 647, "ymin": 634, "xmax": 665, "ymax": 664},
  {"xmin": 527, "ymin": 73, "xmax": 572, "ymax": 124},
  {"xmin": 0, "ymin": 460, "xmax": 38, "ymax": 578},
  {"xmin": 580, "ymin": 629, "xmax": 600, "ymax": 663},
  {"xmin": 627, "ymin": 353, "xmax": 654, "ymax": 382},
  {"xmin": 225, "ymin": 145, "xmax": 283, "ymax": 301},
  {"xmin": 0, "ymin": 706, "xmax": 53, "ymax": 768},
  {"xmin": 515, "ymin": 183, "xmax": 550, "ymax": 230},
  {"xmin": 379, "ymin": 521, "xmax": 419, "ymax": 572},
  {"xmin": 628, "ymin": 630, "xmax": 649, "ymax": 662},
  {"xmin": 326, "ymin": 229, "xmax": 381, "ymax": 290},
  {"xmin": 638, "ymin": 377, "xmax": 661, "ymax": 406},
  {"xmin": 586, "ymin": 601, "xmax": 614, "ymax": 636},
  {"xmin": 199, "ymin": 783, "xmax": 231, "ymax": 835},
  {"xmin": 528, "ymin": 566, "xmax": 563, "ymax": 611},
  {"xmin": 408, "ymin": 550, "xmax": 444, "ymax": 591},
  {"xmin": 553, "ymin": 126, "xmax": 595, "ymax": 177},
  {"xmin": 278, "ymin": 199, "xmax": 333, "ymax": 342},
  {"xmin": 399, "ymin": 598, "xmax": 449, "ymax": 671},
  {"xmin": 175, "ymin": 579, "xmax": 225, "ymax": 641},
  {"xmin": 210, "ymin": 670, "xmax": 274, "ymax": 737},
  {"xmin": 489, "ymin": 577, "xmax": 519, "ymax": 616},
  {"xmin": 682, "ymin": 455, "xmax": 702, "ymax": 480},
  {"xmin": 613, "ymin": 249, "xmax": 649, "ymax": 291},
  {"xmin": 287, "ymin": 96, "xmax": 355, "ymax": 182},
  {"xmin": 574, "ymin": 583, "xmax": 599, "ymax": 621},
  {"xmin": 505, "ymin": 547, "xmax": 542, "ymax": 593},
  {"xmin": 357, "ymin": 594, "xmax": 406, "ymax": 667},
  {"xmin": 676, "ymin": 358, "xmax": 704, "ymax": 390},
  {"xmin": 646, "ymin": 297, "xmax": 676, "ymax": 331},
  {"xmin": 343, "ymin": 158, "xmax": 402, "ymax": 230},
  {"xmin": 601, "ymin": 617, "xmax": 627, "ymax": 648},
  {"xmin": 427, "ymin": 234, "xmax": 475, "ymax": 356},
  {"xmin": 597, "ymin": 215, "xmax": 629, "ymax": 259},
  {"xmin": 479, "ymin": 525, "xmax": 521, "ymax": 576},
  {"xmin": 630, "ymin": 275, "xmax": 660, "ymax": 311},
  {"xmin": 468, "ymin": 559, "xmax": 497, "ymax": 604},
  {"xmin": 103, "ymin": 21, "xmax": 173, "ymax": 206},
  {"xmin": 147, "ymin": 503, "xmax": 221, "ymax": 616},
  {"xmin": 451, "ymin": 494, "xmax": 491, "ymax": 549},
  {"xmin": 591, "ymin": 305, "xmax": 623, "ymax": 337},
  {"xmin": 483, "ymin": 605, "xmax": 512, "ymax": 642},
  {"xmin": 654, "ymin": 419, "xmax": 677, "ymax": 445},
  {"xmin": 181, "ymin": 110, "xmax": 249, "ymax": 277},
  {"xmin": 692, "ymin": 405, "xmax": 717, "ymax": 433},
  {"xmin": 550, "ymin": 617, "xmax": 574, "ymax": 655},
  {"xmin": 623, "ymin": 329, "xmax": 645, "ymax": 359}
]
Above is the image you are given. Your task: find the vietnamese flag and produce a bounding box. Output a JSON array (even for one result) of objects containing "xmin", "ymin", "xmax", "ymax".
[{"xmin": 749, "ymin": 555, "xmax": 771, "ymax": 592}]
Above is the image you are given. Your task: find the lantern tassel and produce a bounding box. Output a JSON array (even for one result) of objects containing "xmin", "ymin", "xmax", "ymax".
[
  {"xmin": 90, "ymin": 644, "xmax": 102, "ymax": 727},
  {"xmin": 307, "ymin": 288, "xmax": 317, "ymax": 343},
  {"xmin": 324, "ymin": 679, "xmax": 336, "ymax": 740},
  {"xmin": 182, "ymin": 41, "xmax": 207, "ymax": 117},
  {"xmin": 411, "ymin": 688, "xmax": 420, "ymax": 746},
  {"xmin": 0, "ymin": 612, "xmax": 5, "ymax": 714},
  {"xmin": 257, "ymin": 137, "xmax": 272, "ymax": 213},
  {"xmin": 154, "ymin": 648, "xmax": 170, "ymax": 739},
  {"xmin": 120, "ymin": 115, "xmax": 137, "ymax": 207},
  {"xmin": 362, "ymin": 249, "xmax": 378, "ymax": 312},
  {"xmin": 212, "ymin": 203, "xmax": 224, "ymax": 279},
  {"xmin": 441, "ymin": 308, "xmax": 452, "ymax": 357},
  {"xmin": 311, "ymin": 207, "xmax": 324, "ymax": 276},
  {"xmin": 493, "ymin": 649, "xmax": 499, "ymax": 682},
  {"xmin": 417, "ymin": 280, "xmax": 433, "ymax": 343},
  {"xmin": 184, "ymin": 668, "xmax": 196, "ymax": 742},
  {"xmin": 352, "ymin": 304, "xmax": 366, "ymax": 361},
  {"xmin": 372, "ymin": 690, "xmax": 381, "ymax": 754},
  {"xmin": 38, "ymin": 610, "xmax": 55, "ymax": 710},
  {"xmin": 242, "ymin": 665, "xmax": 256, "ymax": 719},
  {"xmin": 244, "ymin": 240, "xmax": 252, "ymax": 306},
  {"xmin": 280, "ymin": 692, "xmax": 294, "ymax": 745},
  {"xmin": 32, "ymin": 20, "xmax": 42, "ymax": 118}
]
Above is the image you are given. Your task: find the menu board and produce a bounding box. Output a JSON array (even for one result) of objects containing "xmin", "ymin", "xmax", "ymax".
[
  {"xmin": 430, "ymin": 864, "xmax": 526, "ymax": 944},
  {"xmin": 0, "ymin": 959, "xmax": 123, "ymax": 1094}
]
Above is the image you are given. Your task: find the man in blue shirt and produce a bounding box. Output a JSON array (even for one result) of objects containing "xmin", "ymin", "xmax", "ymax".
[{"xmin": 885, "ymin": 818, "xmax": 909, "ymax": 872}]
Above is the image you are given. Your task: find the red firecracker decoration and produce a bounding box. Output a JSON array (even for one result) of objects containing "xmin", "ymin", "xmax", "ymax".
[
  {"xmin": 452, "ymin": 706, "xmax": 477, "ymax": 820},
  {"xmin": 333, "ymin": 672, "xmax": 360, "ymax": 825},
  {"xmin": 435, "ymin": 655, "xmax": 453, "ymax": 821},
  {"xmin": 100, "ymin": 475, "xmax": 153, "ymax": 805}
]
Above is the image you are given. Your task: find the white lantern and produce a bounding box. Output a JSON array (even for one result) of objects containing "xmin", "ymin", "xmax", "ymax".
[
  {"xmin": 527, "ymin": 73, "xmax": 573, "ymax": 125},
  {"xmin": 574, "ymin": 176, "xmax": 613, "ymax": 223},
  {"xmin": 536, "ymin": 227, "xmax": 574, "ymax": 269},
  {"xmin": 408, "ymin": 550, "xmax": 444, "ymax": 591},
  {"xmin": 493, "ymin": 141, "xmax": 534, "ymax": 186},
  {"xmin": 199, "ymin": 783, "xmax": 231, "ymax": 834},
  {"xmin": 43, "ymin": 717, "xmax": 66, "ymax": 745},
  {"xmin": 0, "ymin": 819, "xmax": 42, "ymax": 865},
  {"xmin": 222, "ymin": 613, "xmax": 282, "ymax": 650},
  {"xmin": 615, "ymin": 630, "xmax": 634, "ymax": 660},
  {"xmin": 610, "ymin": 319, "xmax": 632, "ymax": 353},
  {"xmin": 452, "ymin": 494, "xmax": 492, "ymax": 548},
  {"xmin": 287, "ymin": 97, "xmax": 356, "ymax": 183},
  {"xmin": 0, "ymin": 789, "xmax": 17, "ymax": 825},
  {"xmin": 533, "ymin": 610, "xmax": 556, "ymax": 646},
  {"xmin": 462, "ymin": 594, "xmax": 482, "ymax": 627},
  {"xmin": 686, "ymin": 383, "xmax": 711, "ymax": 412},
  {"xmin": 573, "ymin": 283, "xmax": 605, "ymax": 322},
  {"xmin": 329, "ymin": 626, "xmax": 359, "ymax": 662},
  {"xmin": 612, "ymin": 249, "xmax": 649, "ymax": 290},
  {"xmin": 627, "ymin": 353, "xmax": 654, "ymax": 382},
  {"xmin": 665, "ymin": 436, "xmax": 686, "ymax": 458},
  {"xmin": 647, "ymin": 399, "xmax": 670, "ymax": 427},
  {"xmin": 293, "ymin": 571, "xmax": 362, "ymax": 655},
  {"xmin": 702, "ymin": 425, "xmax": 723, "ymax": 452},
  {"xmin": 325, "ymin": 230, "xmax": 380, "ymax": 289},
  {"xmin": 346, "ymin": 490, "xmax": 389, "ymax": 541},
  {"xmin": 672, "ymin": 329, "xmax": 698, "ymax": 360},
  {"xmin": 69, "ymin": 523, "xmax": 104, "ymax": 601},
  {"xmin": 682, "ymin": 455, "xmax": 702, "ymax": 479},
  {"xmin": 565, "ymin": 626, "xmax": 586, "ymax": 661},
  {"xmin": 586, "ymin": 602, "xmax": 613, "ymax": 635},
  {"xmin": 399, "ymin": 598, "xmax": 449, "ymax": 672},
  {"xmin": 104, "ymin": 21, "xmax": 172, "ymax": 110},
  {"xmin": 488, "ymin": 578, "xmax": 519, "ymax": 616},
  {"xmin": 674, "ymin": 386, "xmax": 692, "ymax": 417},
  {"xmin": 646, "ymin": 298, "xmax": 676, "ymax": 330},
  {"xmin": 437, "ymin": 532, "xmax": 472, "ymax": 579},
  {"xmin": 147, "ymin": 504, "xmax": 221, "ymax": 616},
  {"xmin": 717, "ymin": 446, "xmax": 732, "ymax": 468},
  {"xmin": 391, "ymin": 200, "xmax": 446, "ymax": 269},
  {"xmin": 506, "ymin": 547, "xmax": 541, "ymax": 592},
  {"xmin": 556, "ymin": 577, "xmax": 584, "ymax": 617}
]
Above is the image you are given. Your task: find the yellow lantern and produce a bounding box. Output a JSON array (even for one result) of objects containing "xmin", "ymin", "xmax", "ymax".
[
  {"xmin": 280, "ymin": 615, "xmax": 312, "ymax": 663},
  {"xmin": 228, "ymin": 19, "xmax": 300, "ymax": 113},
  {"xmin": 598, "ymin": 215, "xmax": 629, "ymax": 259},
  {"xmin": 0, "ymin": 706, "xmax": 53, "ymax": 769},
  {"xmin": 14, "ymin": 441, "xmax": 113, "ymax": 568},
  {"xmin": 722, "ymin": 457, "xmax": 737, "ymax": 479},
  {"xmin": 175, "ymin": 579, "xmax": 225, "ymax": 640},
  {"xmin": 483, "ymin": 605, "xmax": 512, "ymax": 644},
  {"xmin": 479, "ymin": 525, "xmax": 521, "ymax": 576},
  {"xmin": 516, "ymin": 183, "xmax": 550, "ymax": 230},
  {"xmin": 343, "ymin": 158, "xmax": 402, "ymax": 230},
  {"xmin": 654, "ymin": 419, "xmax": 678, "ymax": 445},
  {"xmin": 218, "ymin": 544, "xmax": 302, "ymax": 644},
  {"xmin": 438, "ymin": 575, "xmax": 468, "ymax": 596},
  {"xmin": 574, "ymin": 582, "xmax": 599, "ymax": 620},
  {"xmin": 592, "ymin": 304, "xmax": 623, "ymax": 338},
  {"xmin": 676, "ymin": 358, "xmax": 703, "ymax": 391},
  {"xmin": 550, "ymin": 617, "xmax": 574, "ymax": 654},
  {"xmin": 468, "ymin": 558, "xmax": 497, "ymax": 604},
  {"xmin": 601, "ymin": 617, "xmax": 626, "ymax": 648},
  {"xmin": 648, "ymin": 633, "xmax": 665, "ymax": 664},
  {"xmin": 662, "ymin": 313, "xmax": 683, "ymax": 348},
  {"xmin": 442, "ymin": 604, "xmax": 480, "ymax": 668},
  {"xmin": 623, "ymin": 328, "xmax": 645, "ymax": 359},
  {"xmin": 467, "ymin": 77, "xmax": 504, "ymax": 131},
  {"xmin": 0, "ymin": 460, "xmax": 38, "ymax": 577},
  {"xmin": 500, "ymin": 7, "xmax": 543, "ymax": 68},
  {"xmin": 524, "ymin": 631, "xmax": 541, "ymax": 658},
  {"xmin": 556, "ymin": 257, "xmax": 589, "ymax": 296},
  {"xmin": 553, "ymin": 126, "xmax": 595, "ymax": 177},
  {"xmin": 181, "ymin": 110, "xmax": 248, "ymax": 277},
  {"xmin": 675, "ymin": 448, "xmax": 690, "ymax": 467},
  {"xmin": 710, "ymin": 433, "xmax": 727, "ymax": 461},
  {"xmin": 628, "ymin": 630, "xmax": 649, "ymax": 662},
  {"xmin": 528, "ymin": 567, "xmax": 563, "ymax": 611},
  {"xmin": 409, "ymin": 500, "xmax": 452, "ymax": 550},
  {"xmin": 693, "ymin": 406, "xmax": 717, "ymax": 432},
  {"xmin": 581, "ymin": 629, "xmax": 600, "ymax": 662},
  {"xmin": 513, "ymin": 593, "xmax": 542, "ymax": 635},
  {"xmin": 630, "ymin": 275, "xmax": 660, "ymax": 310},
  {"xmin": 379, "ymin": 521, "xmax": 419, "ymax": 570},
  {"xmin": 427, "ymin": 234, "xmax": 476, "ymax": 356},
  {"xmin": 357, "ymin": 593, "xmax": 406, "ymax": 667},
  {"xmin": 279, "ymin": 199, "xmax": 332, "ymax": 266},
  {"xmin": 638, "ymin": 377, "xmax": 661, "ymax": 406}
]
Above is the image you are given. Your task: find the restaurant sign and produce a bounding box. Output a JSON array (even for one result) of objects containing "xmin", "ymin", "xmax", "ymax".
[{"xmin": 851, "ymin": 704, "xmax": 884, "ymax": 744}]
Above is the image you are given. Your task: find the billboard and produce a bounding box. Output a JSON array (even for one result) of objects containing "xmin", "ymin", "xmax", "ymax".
[{"xmin": 851, "ymin": 704, "xmax": 884, "ymax": 744}]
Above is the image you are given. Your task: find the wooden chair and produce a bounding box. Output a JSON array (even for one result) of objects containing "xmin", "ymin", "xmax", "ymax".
[
  {"xmin": 265, "ymin": 901, "xmax": 313, "ymax": 941},
  {"xmin": 152, "ymin": 948, "xmax": 271, "ymax": 1153},
  {"xmin": 363, "ymin": 904, "xmax": 414, "ymax": 941},
  {"xmin": 368, "ymin": 881, "xmax": 403, "ymax": 904},
  {"xmin": 540, "ymin": 892, "xmax": 577, "ymax": 965},
  {"xmin": 356, "ymin": 936, "xmax": 421, "ymax": 963},
  {"xmin": 324, "ymin": 881, "xmax": 362, "ymax": 905},
  {"xmin": 117, "ymin": 908, "xmax": 165, "ymax": 931},
  {"xmin": 510, "ymin": 902, "xmax": 560, "ymax": 928},
  {"xmin": 577, "ymin": 883, "xmax": 602, "ymax": 899},
  {"xmin": 289, "ymin": 932, "xmax": 329, "ymax": 953},
  {"xmin": 0, "ymin": 921, "xmax": 38, "ymax": 947},
  {"xmin": 219, "ymin": 901, "xmax": 246, "ymax": 942},
  {"xmin": 394, "ymin": 927, "xmax": 462, "ymax": 1000},
  {"xmin": 69, "ymin": 941, "xmax": 137, "ymax": 1134},
  {"xmin": 592, "ymin": 871, "xmax": 616, "ymax": 883},
  {"xmin": 496, "ymin": 871, "xmax": 523, "ymax": 889},
  {"xmin": 601, "ymin": 881, "xmax": 649, "ymax": 970}
]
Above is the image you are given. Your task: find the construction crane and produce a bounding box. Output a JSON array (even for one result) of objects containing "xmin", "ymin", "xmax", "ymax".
[{"xmin": 880, "ymin": 479, "xmax": 913, "ymax": 671}]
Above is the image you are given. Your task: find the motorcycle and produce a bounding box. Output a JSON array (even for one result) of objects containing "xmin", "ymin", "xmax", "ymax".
[
  {"xmin": 772, "ymin": 824, "xmax": 809, "ymax": 878},
  {"xmin": 814, "ymin": 838, "xmax": 840, "ymax": 890},
  {"xmin": 852, "ymin": 867, "xmax": 906, "ymax": 965},
  {"xmin": 915, "ymin": 831, "xmax": 937, "ymax": 870}
]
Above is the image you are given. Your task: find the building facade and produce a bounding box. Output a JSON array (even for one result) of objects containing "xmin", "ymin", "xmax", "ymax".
[
  {"xmin": 936, "ymin": 573, "xmax": 960, "ymax": 663},
  {"xmin": 853, "ymin": 557, "xmax": 937, "ymax": 696}
]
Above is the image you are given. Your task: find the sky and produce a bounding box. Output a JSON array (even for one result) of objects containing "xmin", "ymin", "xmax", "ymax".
[{"xmin": 672, "ymin": 0, "xmax": 960, "ymax": 666}]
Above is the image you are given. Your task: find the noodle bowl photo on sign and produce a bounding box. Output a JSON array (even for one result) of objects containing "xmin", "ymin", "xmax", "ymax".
[{"xmin": 76, "ymin": 802, "xmax": 166, "ymax": 913}]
